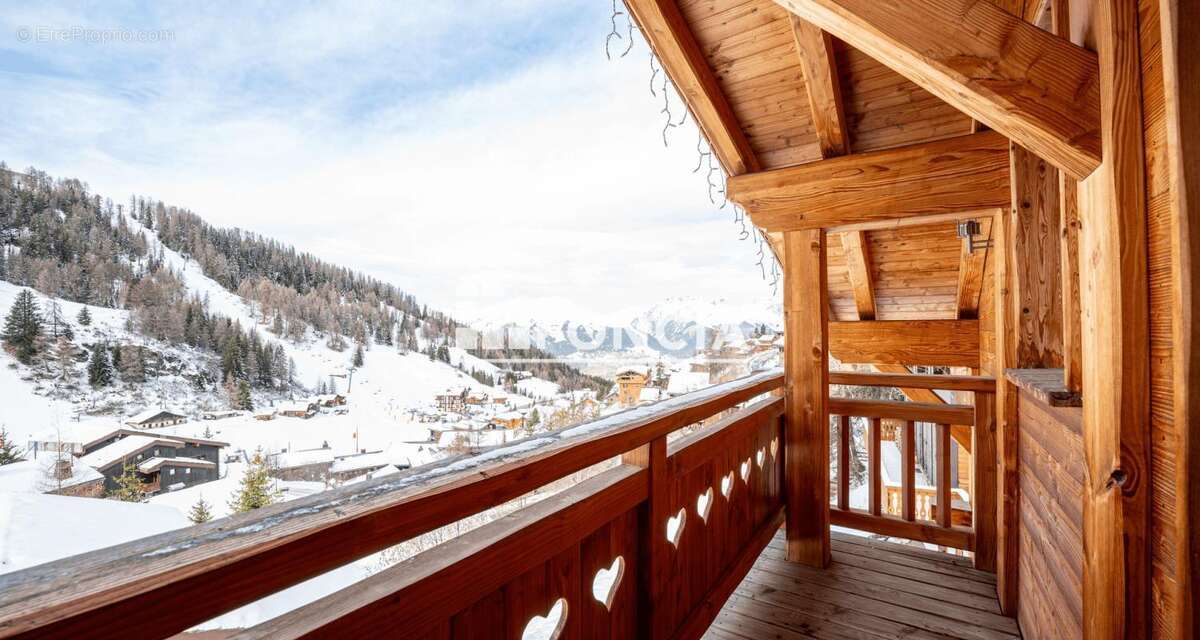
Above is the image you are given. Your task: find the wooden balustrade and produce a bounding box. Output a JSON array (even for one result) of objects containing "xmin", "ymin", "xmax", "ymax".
[
  {"xmin": 0, "ymin": 370, "xmax": 784, "ymax": 640},
  {"xmin": 826, "ymin": 373, "xmax": 996, "ymax": 558}
]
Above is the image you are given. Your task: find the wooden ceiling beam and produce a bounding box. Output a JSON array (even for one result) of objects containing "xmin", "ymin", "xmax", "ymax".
[
  {"xmin": 830, "ymin": 319, "xmax": 980, "ymax": 368},
  {"xmin": 770, "ymin": 0, "xmax": 1101, "ymax": 179},
  {"xmin": 789, "ymin": 16, "xmax": 849, "ymax": 158},
  {"xmin": 728, "ymin": 131, "xmax": 1010, "ymax": 232},
  {"xmin": 838, "ymin": 231, "xmax": 875, "ymax": 320},
  {"xmin": 625, "ymin": 0, "xmax": 760, "ymax": 176}
]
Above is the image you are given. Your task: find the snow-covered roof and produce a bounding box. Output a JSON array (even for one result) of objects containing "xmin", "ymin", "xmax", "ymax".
[
  {"xmin": 495, "ymin": 411, "xmax": 524, "ymax": 421},
  {"xmin": 0, "ymin": 493, "xmax": 188, "ymax": 575},
  {"xmin": 271, "ymin": 448, "xmax": 334, "ymax": 469},
  {"xmin": 79, "ymin": 435, "xmax": 184, "ymax": 471},
  {"xmin": 615, "ymin": 366, "xmax": 651, "ymax": 378},
  {"xmin": 331, "ymin": 450, "xmax": 391, "ymax": 474},
  {"xmin": 279, "ymin": 402, "xmax": 315, "ymax": 413},
  {"xmin": 137, "ymin": 457, "xmax": 216, "ymax": 473},
  {"xmin": 667, "ymin": 372, "xmax": 710, "ymax": 396},
  {"xmin": 0, "ymin": 455, "xmax": 104, "ymax": 494},
  {"xmin": 126, "ymin": 408, "xmax": 185, "ymax": 424},
  {"xmin": 639, "ymin": 388, "xmax": 666, "ymax": 403}
]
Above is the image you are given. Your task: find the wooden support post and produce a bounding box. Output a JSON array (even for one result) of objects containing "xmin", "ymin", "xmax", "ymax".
[
  {"xmin": 1078, "ymin": 0, "xmax": 1151, "ymax": 637},
  {"xmin": 622, "ymin": 437, "xmax": 668, "ymax": 638},
  {"xmin": 869, "ymin": 417, "xmax": 882, "ymax": 517},
  {"xmin": 838, "ymin": 414, "xmax": 850, "ymax": 511},
  {"xmin": 1060, "ymin": 176, "xmax": 1084, "ymax": 393},
  {"xmin": 784, "ymin": 229, "xmax": 831, "ymax": 567},
  {"xmin": 973, "ymin": 392, "xmax": 998, "ymax": 572},
  {"xmin": 1008, "ymin": 142, "xmax": 1065, "ymax": 369},
  {"xmin": 1160, "ymin": 0, "xmax": 1200, "ymax": 634},
  {"xmin": 937, "ymin": 423, "xmax": 952, "ymax": 529},
  {"xmin": 993, "ymin": 208, "xmax": 1020, "ymax": 613},
  {"xmin": 902, "ymin": 420, "xmax": 916, "ymax": 522}
]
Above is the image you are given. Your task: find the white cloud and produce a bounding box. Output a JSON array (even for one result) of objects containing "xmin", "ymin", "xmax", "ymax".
[{"xmin": 0, "ymin": 2, "xmax": 779, "ymax": 322}]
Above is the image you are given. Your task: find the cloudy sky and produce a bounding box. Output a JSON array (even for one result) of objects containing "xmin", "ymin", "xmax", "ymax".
[{"xmin": 0, "ymin": 1, "xmax": 779, "ymax": 323}]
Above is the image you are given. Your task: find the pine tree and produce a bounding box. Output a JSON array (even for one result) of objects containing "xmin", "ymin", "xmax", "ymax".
[
  {"xmin": 76, "ymin": 306, "xmax": 92, "ymax": 326},
  {"xmin": 188, "ymin": 496, "xmax": 214, "ymax": 524},
  {"xmin": 0, "ymin": 428, "xmax": 25, "ymax": 465},
  {"xmin": 2, "ymin": 289, "xmax": 43, "ymax": 364},
  {"xmin": 229, "ymin": 450, "xmax": 278, "ymax": 513},
  {"xmin": 109, "ymin": 463, "xmax": 145, "ymax": 502},
  {"xmin": 352, "ymin": 343, "xmax": 364, "ymax": 368},
  {"xmin": 87, "ymin": 344, "xmax": 114, "ymax": 387},
  {"xmin": 237, "ymin": 380, "xmax": 253, "ymax": 410}
]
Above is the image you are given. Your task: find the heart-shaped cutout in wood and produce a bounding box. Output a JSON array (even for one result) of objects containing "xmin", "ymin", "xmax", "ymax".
[
  {"xmin": 720, "ymin": 471, "xmax": 734, "ymax": 498},
  {"xmin": 770, "ymin": 437, "xmax": 779, "ymax": 459},
  {"xmin": 591, "ymin": 556, "xmax": 624, "ymax": 610},
  {"xmin": 740, "ymin": 458, "xmax": 751, "ymax": 483},
  {"xmin": 756, "ymin": 448, "xmax": 765, "ymax": 468},
  {"xmin": 521, "ymin": 598, "xmax": 568, "ymax": 640},
  {"xmin": 666, "ymin": 507, "xmax": 686, "ymax": 547},
  {"xmin": 696, "ymin": 487, "xmax": 713, "ymax": 523}
]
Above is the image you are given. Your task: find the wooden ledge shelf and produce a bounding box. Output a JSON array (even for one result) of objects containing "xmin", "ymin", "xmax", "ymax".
[{"xmin": 1004, "ymin": 368, "xmax": 1082, "ymax": 407}]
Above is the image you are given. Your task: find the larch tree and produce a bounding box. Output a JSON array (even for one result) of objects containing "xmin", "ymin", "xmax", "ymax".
[
  {"xmin": 109, "ymin": 463, "xmax": 145, "ymax": 502},
  {"xmin": 188, "ymin": 495, "xmax": 214, "ymax": 524},
  {"xmin": 229, "ymin": 449, "xmax": 278, "ymax": 513}
]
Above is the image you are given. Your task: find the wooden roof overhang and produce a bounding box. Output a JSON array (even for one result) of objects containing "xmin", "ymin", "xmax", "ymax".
[{"xmin": 626, "ymin": 0, "xmax": 1100, "ymax": 323}]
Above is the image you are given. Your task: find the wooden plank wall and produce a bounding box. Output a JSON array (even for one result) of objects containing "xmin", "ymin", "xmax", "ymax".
[{"xmin": 1016, "ymin": 390, "xmax": 1084, "ymax": 639}]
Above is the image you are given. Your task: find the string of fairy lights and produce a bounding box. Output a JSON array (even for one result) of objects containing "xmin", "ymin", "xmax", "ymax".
[{"xmin": 606, "ymin": 0, "xmax": 781, "ymax": 295}]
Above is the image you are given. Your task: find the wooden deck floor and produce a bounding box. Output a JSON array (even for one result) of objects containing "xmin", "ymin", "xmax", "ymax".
[{"xmin": 704, "ymin": 530, "xmax": 1021, "ymax": 640}]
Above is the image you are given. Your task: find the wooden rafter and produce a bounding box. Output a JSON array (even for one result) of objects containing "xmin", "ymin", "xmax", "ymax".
[
  {"xmin": 770, "ymin": 0, "xmax": 1102, "ymax": 179},
  {"xmin": 788, "ymin": 16, "xmax": 849, "ymax": 158},
  {"xmin": 839, "ymin": 231, "xmax": 875, "ymax": 320},
  {"xmin": 729, "ymin": 131, "xmax": 1011, "ymax": 232},
  {"xmin": 624, "ymin": 0, "xmax": 760, "ymax": 177}
]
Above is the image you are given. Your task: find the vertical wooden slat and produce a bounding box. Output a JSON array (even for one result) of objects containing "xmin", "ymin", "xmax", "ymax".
[
  {"xmin": 783, "ymin": 229, "xmax": 831, "ymax": 567},
  {"xmin": 869, "ymin": 417, "xmax": 882, "ymax": 516},
  {"xmin": 622, "ymin": 437, "xmax": 667, "ymax": 638},
  {"xmin": 937, "ymin": 423, "xmax": 953, "ymax": 529},
  {"xmin": 902, "ymin": 420, "xmax": 916, "ymax": 522},
  {"xmin": 973, "ymin": 392, "xmax": 998, "ymax": 572},
  {"xmin": 1079, "ymin": 0, "xmax": 1151, "ymax": 637},
  {"xmin": 838, "ymin": 414, "xmax": 850, "ymax": 511}
]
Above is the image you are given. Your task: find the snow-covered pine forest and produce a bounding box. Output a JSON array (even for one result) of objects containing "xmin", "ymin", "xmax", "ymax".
[{"xmin": 0, "ymin": 164, "xmax": 610, "ymax": 406}]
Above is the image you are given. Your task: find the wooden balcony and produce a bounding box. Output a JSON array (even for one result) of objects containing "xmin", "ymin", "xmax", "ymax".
[
  {"xmin": 708, "ymin": 530, "xmax": 1017, "ymax": 640},
  {"xmin": 0, "ymin": 369, "xmax": 1011, "ymax": 640}
]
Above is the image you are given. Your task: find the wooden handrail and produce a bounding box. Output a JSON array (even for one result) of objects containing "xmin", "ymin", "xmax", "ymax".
[
  {"xmin": 829, "ymin": 390, "xmax": 988, "ymax": 553},
  {"xmin": 0, "ymin": 370, "xmax": 783, "ymax": 640},
  {"xmin": 829, "ymin": 370, "xmax": 996, "ymax": 392},
  {"xmin": 828, "ymin": 397, "xmax": 974, "ymax": 424}
]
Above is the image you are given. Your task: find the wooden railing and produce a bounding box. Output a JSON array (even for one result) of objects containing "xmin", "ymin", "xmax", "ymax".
[
  {"xmin": 826, "ymin": 371, "xmax": 996, "ymax": 555},
  {"xmin": 0, "ymin": 370, "xmax": 784, "ymax": 640}
]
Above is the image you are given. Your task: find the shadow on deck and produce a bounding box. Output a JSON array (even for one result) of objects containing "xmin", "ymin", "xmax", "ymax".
[{"xmin": 705, "ymin": 531, "xmax": 1020, "ymax": 640}]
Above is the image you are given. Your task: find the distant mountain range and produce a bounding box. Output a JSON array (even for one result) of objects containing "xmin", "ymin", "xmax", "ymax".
[{"xmin": 472, "ymin": 297, "xmax": 782, "ymax": 359}]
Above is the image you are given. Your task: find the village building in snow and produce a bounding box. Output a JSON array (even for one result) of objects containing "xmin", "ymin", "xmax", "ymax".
[{"xmin": 124, "ymin": 409, "xmax": 188, "ymax": 429}]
